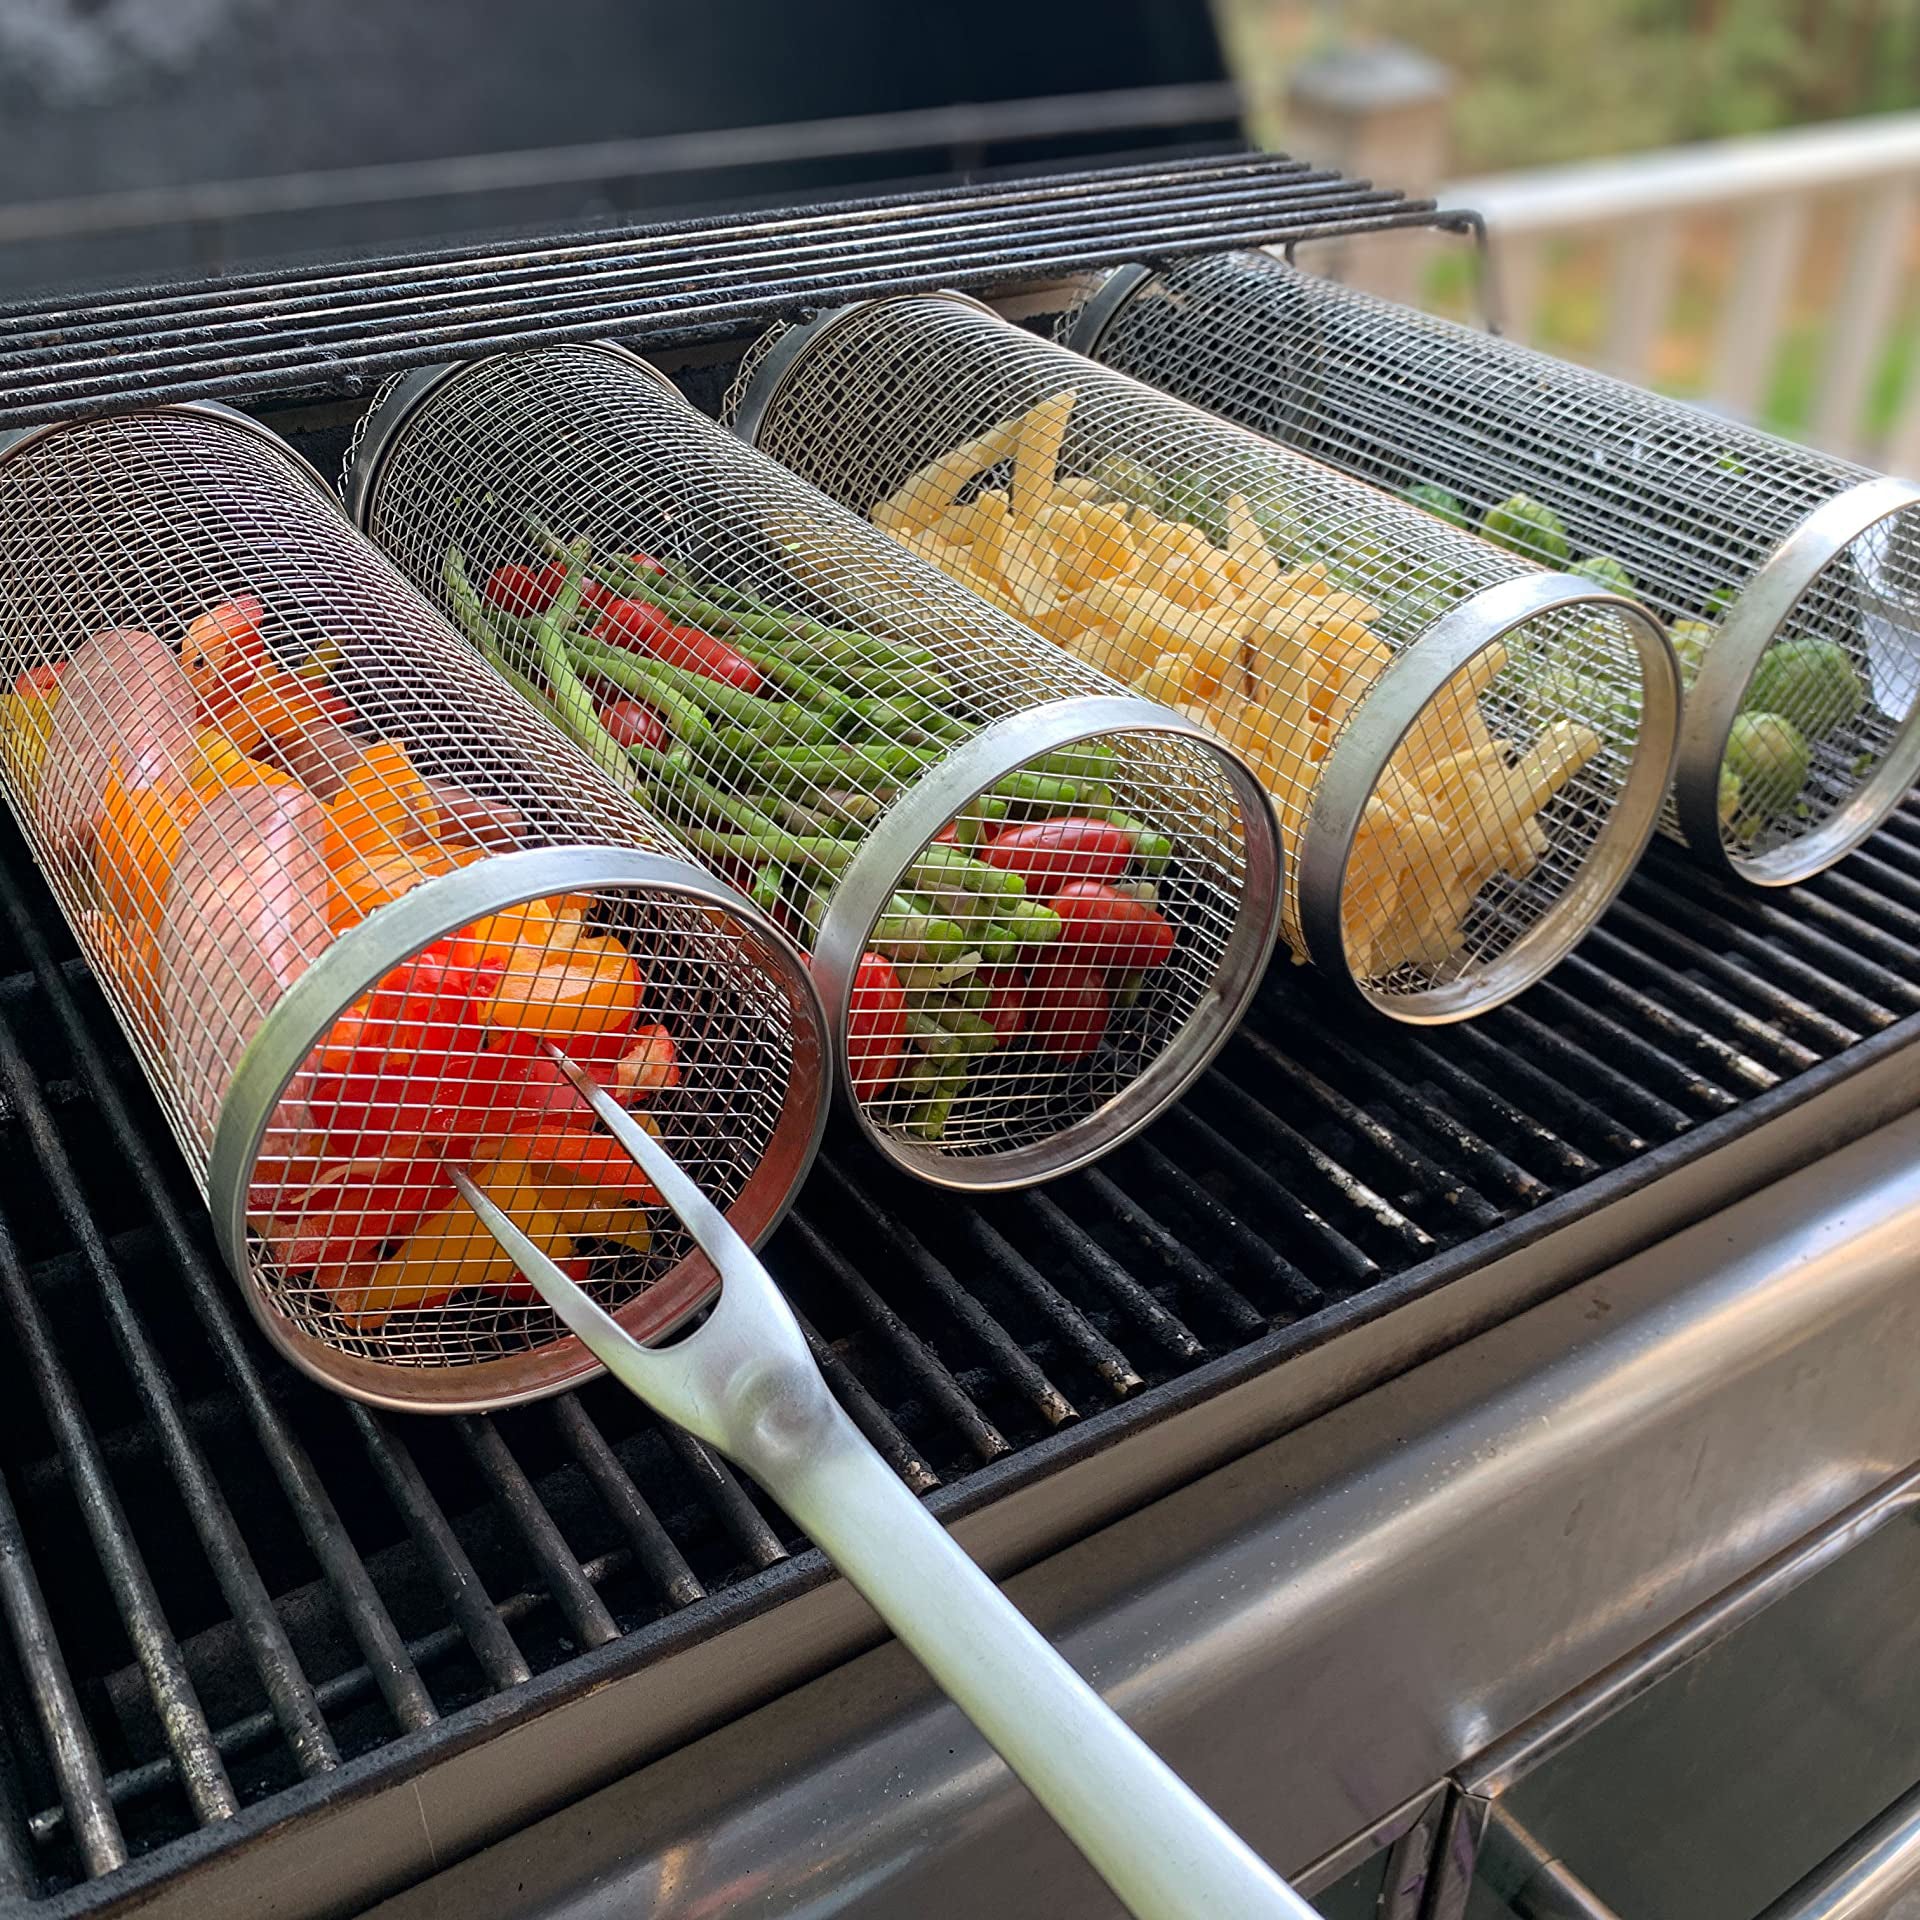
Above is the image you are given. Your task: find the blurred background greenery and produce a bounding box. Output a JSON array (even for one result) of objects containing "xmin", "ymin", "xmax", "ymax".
[{"xmin": 1214, "ymin": 0, "xmax": 1920, "ymax": 455}]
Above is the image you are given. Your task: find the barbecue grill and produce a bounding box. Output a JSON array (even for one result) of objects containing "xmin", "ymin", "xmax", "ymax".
[{"xmin": 0, "ymin": 159, "xmax": 1913, "ymax": 1920}]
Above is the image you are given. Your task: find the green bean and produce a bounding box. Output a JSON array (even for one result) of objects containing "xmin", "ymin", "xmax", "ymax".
[
  {"xmin": 570, "ymin": 633, "xmax": 832, "ymax": 740},
  {"xmin": 524, "ymin": 539, "xmax": 633, "ymax": 780},
  {"xmin": 907, "ymin": 1010, "xmax": 998, "ymax": 1058},
  {"xmin": 906, "ymin": 842, "xmax": 1027, "ymax": 903},
  {"xmin": 1109, "ymin": 812, "xmax": 1174, "ymax": 878},
  {"xmin": 991, "ymin": 770, "xmax": 1117, "ymax": 814},
  {"xmin": 987, "ymin": 899, "xmax": 1063, "ymax": 947},
  {"xmin": 870, "ymin": 898, "xmax": 972, "ymax": 965},
  {"xmin": 897, "ymin": 1050, "xmax": 969, "ymax": 1140}
]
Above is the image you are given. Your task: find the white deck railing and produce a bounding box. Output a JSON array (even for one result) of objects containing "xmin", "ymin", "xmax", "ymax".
[{"xmin": 1443, "ymin": 111, "xmax": 1920, "ymax": 475}]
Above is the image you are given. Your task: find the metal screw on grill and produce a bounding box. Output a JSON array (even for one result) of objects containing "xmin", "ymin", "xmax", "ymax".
[
  {"xmin": 0, "ymin": 403, "xmax": 828, "ymax": 1412},
  {"xmin": 1064, "ymin": 252, "xmax": 1920, "ymax": 889},
  {"xmin": 342, "ymin": 343, "xmax": 1281, "ymax": 1188},
  {"xmin": 725, "ymin": 291, "xmax": 1680, "ymax": 1024}
]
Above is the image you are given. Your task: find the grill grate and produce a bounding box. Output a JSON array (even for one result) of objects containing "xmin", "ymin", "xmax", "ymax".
[
  {"xmin": 0, "ymin": 156, "xmax": 1460, "ymax": 429},
  {"xmin": 0, "ymin": 771, "xmax": 1912, "ymax": 1903}
]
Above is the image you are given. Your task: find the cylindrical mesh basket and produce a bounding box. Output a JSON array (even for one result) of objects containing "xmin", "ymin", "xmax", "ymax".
[
  {"xmin": 343, "ymin": 344, "xmax": 1280, "ymax": 1188},
  {"xmin": 1066, "ymin": 252, "xmax": 1920, "ymax": 886},
  {"xmin": 0, "ymin": 404, "xmax": 828, "ymax": 1412},
  {"xmin": 727, "ymin": 292, "xmax": 1679, "ymax": 1021}
]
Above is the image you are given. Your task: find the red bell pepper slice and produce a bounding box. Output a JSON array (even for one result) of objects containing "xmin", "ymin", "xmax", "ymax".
[
  {"xmin": 981, "ymin": 817, "xmax": 1136, "ymax": 897},
  {"xmin": 1020, "ymin": 963, "xmax": 1113, "ymax": 1061},
  {"xmin": 845, "ymin": 951, "xmax": 907, "ymax": 1098},
  {"xmin": 1047, "ymin": 882, "xmax": 1177, "ymax": 974},
  {"xmin": 484, "ymin": 563, "xmax": 567, "ymax": 617},
  {"xmin": 592, "ymin": 601, "xmax": 764, "ymax": 692},
  {"xmin": 975, "ymin": 966, "xmax": 1031, "ymax": 1041},
  {"xmin": 600, "ymin": 698, "xmax": 669, "ymax": 751},
  {"xmin": 521, "ymin": 1123, "xmax": 662, "ymax": 1205}
]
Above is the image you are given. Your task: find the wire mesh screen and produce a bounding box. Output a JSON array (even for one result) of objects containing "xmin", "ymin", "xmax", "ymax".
[
  {"xmin": 346, "ymin": 345, "xmax": 1278, "ymax": 1186},
  {"xmin": 727, "ymin": 294, "xmax": 1676, "ymax": 1020},
  {"xmin": 0, "ymin": 406, "xmax": 823, "ymax": 1408},
  {"xmin": 1070, "ymin": 252, "xmax": 1920, "ymax": 884}
]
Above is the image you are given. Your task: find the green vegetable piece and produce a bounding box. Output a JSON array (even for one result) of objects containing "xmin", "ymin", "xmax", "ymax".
[
  {"xmin": 870, "ymin": 898, "xmax": 972, "ymax": 966},
  {"xmin": 906, "ymin": 1010, "xmax": 998, "ymax": 1058},
  {"xmin": 898, "ymin": 1050, "xmax": 969, "ymax": 1140},
  {"xmin": 1741, "ymin": 639, "xmax": 1865, "ymax": 742},
  {"xmin": 1717, "ymin": 767, "xmax": 1743, "ymax": 830},
  {"xmin": 1481, "ymin": 493, "xmax": 1571, "ymax": 566},
  {"xmin": 1723, "ymin": 711, "xmax": 1811, "ymax": 822},
  {"xmin": 908, "ymin": 842, "xmax": 1026, "ymax": 901},
  {"xmin": 1569, "ymin": 554, "xmax": 1636, "ymax": 597},
  {"xmin": 991, "ymin": 898, "xmax": 1063, "ymax": 947},
  {"xmin": 1668, "ymin": 619, "xmax": 1716, "ymax": 690},
  {"xmin": 1403, "ymin": 481, "xmax": 1469, "ymax": 530}
]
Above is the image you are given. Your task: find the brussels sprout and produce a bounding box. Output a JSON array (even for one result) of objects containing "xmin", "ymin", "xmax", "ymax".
[
  {"xmin": 1741, "ymin": 638, "xmax": 1865, "ymax": 742},
  {"xmin": 1481, "ymin": 493, "xmax": 1572, "ymax": 566},
  {"xmin": 1703, "ymin": 581, "xmax": 1738, "ymax": 619},
  {"xmin": 1723, "ymin": 711, "xmax": 1811, "ymax": 822},
  {"xmin": 1511, "ymin": 650, "xmax": 1642, "ymax": 739},
  {"xmin": 1085, "ymin": 454, "xmax": 1160, "ymax": 511},
  {"xmin": 1668, "ymin": 618, "xmax": 1715, "ymax": 689},
  {"xmin": 1403, "ymin": 481, "xmax": 1469, "ymax": 529},
  {"xmin": 1717, "ymin": 767, "xmax": 1743, "ymax": 829},
  {"xmin": 1570, "ymin": 554, "xmax": 1636, "ymax": 596}
]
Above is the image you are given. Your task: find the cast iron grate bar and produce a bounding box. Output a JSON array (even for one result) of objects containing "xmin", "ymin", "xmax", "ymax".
[
  {"xmin": 0, "ymin": 783, "xmax": 1909, "ymax": 1901},
  {"xmin": 0, "ymin": 156, "xmax": 1459, "ymax": 426}
]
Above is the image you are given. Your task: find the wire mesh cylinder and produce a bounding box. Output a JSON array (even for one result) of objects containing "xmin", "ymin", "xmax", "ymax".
[
  {"xmin": 727, "ymin": 292, "xmax": 1679, "ymax": 1022},
  {"xmin": 1067, "ymin": 252, "xmax": 1920, "ymax": 887},
  {"xmin": 0, "ymin": 404, "xmax": 828, "ymax": 1413},
  {"xmin": 343, "ymin": 344, "xmax": 1280, "ymax": 1187}
]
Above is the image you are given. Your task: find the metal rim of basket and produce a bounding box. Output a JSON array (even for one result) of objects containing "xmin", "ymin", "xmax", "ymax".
[
  {"xmin": 0, "ymin": 398, "xmax": 345, "ymax": 503},
  {"xmin": 726, "ymin": 290, "xmax": 1002, "ymax": 452},
  {"xmin": 1675, "ymin": 473, "xmax": 1920, "ymax": 886},
  {"xmin": 1057, "ymin": 261, "xmax": 1158, "ymax": 359},
  {"xmin": 1300, "ymin": 574, "xmax": 1681, "ymax": 1022},
  {"xmin": 1069, "ymin": 263, "xmax": 1920, "ymax": 894},
  {"xmin": 351, "ymin": 334, "xmax": 1285, "ymax": 1183},
  {"xmin": 211, "ymin": 844, "xmax": 831, "ymax": 1413},
  {"xmin": 814, "ymin": 696, "xmax": 1282, "ymax": 1188}
]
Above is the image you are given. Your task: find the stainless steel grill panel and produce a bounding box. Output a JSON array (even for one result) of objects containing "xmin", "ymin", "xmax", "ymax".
[
  {"xmin": 1064, "ymin": 253, "xmax": 1920, "ymax": 886},
  {"xmin": 726, "ymin": 293, "xmax": 1678, "ymax": 1022}
]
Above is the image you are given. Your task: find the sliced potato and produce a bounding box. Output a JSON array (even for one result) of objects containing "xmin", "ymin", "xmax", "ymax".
[{"xmin": 1010, "ymin": 391, "xmax": 1076, "ymax": 527}]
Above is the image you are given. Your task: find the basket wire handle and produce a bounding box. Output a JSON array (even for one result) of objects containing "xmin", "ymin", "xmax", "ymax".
[{"xmin": 447, "ymin": 1048, "xmax": 1315, "ymax": 1920}]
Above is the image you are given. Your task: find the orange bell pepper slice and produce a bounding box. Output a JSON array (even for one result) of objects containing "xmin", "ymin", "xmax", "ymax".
[
  {"xmin": 98, "ymin": 738, "xmax": 295, "ymax": 933},
  {"xmin": 329, "ymin": 1142, "xmax": 569, "ymax": 1329},
  {"xmin": 77, "ymin": 908, "xmax": 160, "ymax": 1036},
  {"xmin": 327, "ymin": 842, "xmax": 456, "ymax": 932},
  {"xmin": 479, "ymin": 933, "xmax": 642, "ymax": 1043},
  {"xmin": 521, "ymin": 1116, "xmax": 662, "ymax": 1205},
  {"xmin": 324, "ymin": 739, "xmax": 439, "ymax": 870},
  {"xmin": 183, "ymin": 597, "xmax": 268, "ymax": 742},
  {"xmin": 448, "ymin": 898, "xmax": 591, "ymax": 976}
]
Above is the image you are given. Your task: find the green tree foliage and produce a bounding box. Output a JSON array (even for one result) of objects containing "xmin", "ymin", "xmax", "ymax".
[{"xmin": 1332, "ymin": 0, "xmax": 1920, "ymax": 171}]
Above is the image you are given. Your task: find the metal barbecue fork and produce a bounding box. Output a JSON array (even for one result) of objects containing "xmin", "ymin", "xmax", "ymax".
[{"xmin": 449, "ymin": 1043, "xmax": 1315, "ymax": 1920}]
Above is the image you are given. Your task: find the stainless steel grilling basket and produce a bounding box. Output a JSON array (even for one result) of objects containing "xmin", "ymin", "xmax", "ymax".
[
  {"xmin": 343, "ymin": 342, "xmax": 1280, "ymax": 1188},
  {"xmin": 1066, "ymin": 251, "xmax": 1920, "ymax": 886},
  {"xmin": 0, "ymin": 404, "xmax": 827, "ymax": 1411},
  {"xmin": 727, "ymin": 291, "xmax": 1679, "ymax": 1022}
]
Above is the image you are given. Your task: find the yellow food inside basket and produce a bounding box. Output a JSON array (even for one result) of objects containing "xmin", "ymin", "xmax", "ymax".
[{"xmin": 871, "ymin": 393, "xmax": 1601, "ymax": 978}]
